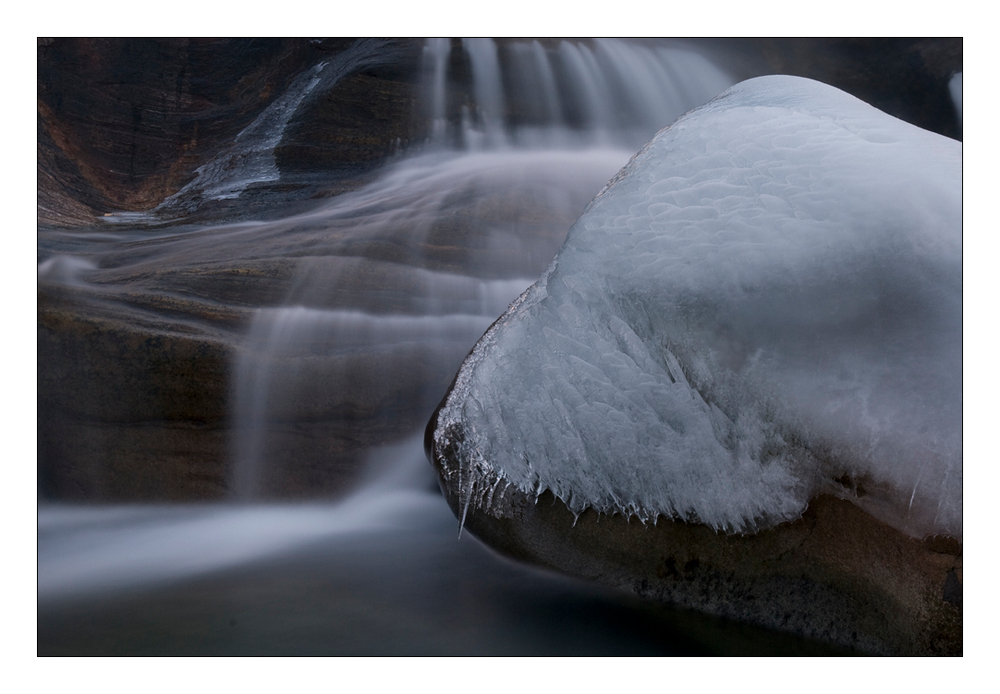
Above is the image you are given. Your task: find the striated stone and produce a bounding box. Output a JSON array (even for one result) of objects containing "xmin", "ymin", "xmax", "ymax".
[{"xmin": 38, "ymin": 287, "xmax": 233, "ymax": 499}]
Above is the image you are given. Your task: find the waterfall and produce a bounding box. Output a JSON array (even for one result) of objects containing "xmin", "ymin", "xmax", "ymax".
[
  {"xmin": 462, "ymin": 38, "xmax": 509, "ymax": 149},
  {"xmin": 230, "ymin": 287, "xmax": 528, "ymax": 499},
  {"xmin": 49, "ymin": 37, "xmax": 738, "ymax": 503},
  {"xmin": 141, "ymin": 39, "xmax": 391, "ymax": 219},
  {"xmin": 422, "ymin": 38, "xmax": 452, "ymax": 146},
  {"xmin": 225, "ymin": 147, "xmax": 632, "ymax": 499},
  {"xmin": 420, "ymin": 38, "xmax": 733, "ymax": 151},
  {"xmin": 506, "ymin": 41, "xmax": 563, "ymax": 126}
]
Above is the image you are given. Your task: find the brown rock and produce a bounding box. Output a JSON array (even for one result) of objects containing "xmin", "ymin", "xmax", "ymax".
[
  {"xmin": 427, "ymin": 426, "xmax": 962, "ymax": 655},
  {"xmin": 38, "ymin": 286, "xmax": 233, "ymax": 499}
]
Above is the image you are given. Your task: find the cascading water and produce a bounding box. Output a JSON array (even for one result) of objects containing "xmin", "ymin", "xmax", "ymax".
[
  {"xmin": 462, "ymin": 38, "xmax": 508, "ymax": 149},
  {"xmin": 37, "ymin": 38, "xmax": 760, "ymax": 654},
  {"xmin": 423, "ymin": 38, "xmax": 451, "ymax": 146},
  {"xmin": 225, "ymin": 146, "xmax": 631, "ymax": 498},
  {"xmin": 103, "ymin": 38, "xmax": 393, "ymax": 224},
  {"xmin": 420, "ymin": 38, "xmax": 733, "ymax": 151},
  {"xmin": 226, "ymin": 39, "xmax": 736, "ymax": 500}
]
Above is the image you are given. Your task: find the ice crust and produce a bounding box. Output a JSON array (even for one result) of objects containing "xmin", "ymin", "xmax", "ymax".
[{"xmin": 435, "ymin": 76, "xmax": 962, "ymax": 539}]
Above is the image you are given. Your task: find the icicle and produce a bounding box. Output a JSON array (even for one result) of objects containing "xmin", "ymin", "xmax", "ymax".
[
  {"xmin": 484, "ymin": 476, "xmax": 502, "ymax": 511},
  {"xmin": 456, "ymin": 451, "xmax": 468, "ymax": 538},
  {"xmin": 458, "ymin": 492, "xmax": 471, "ymax": 539},
  {"xmin": 497, "ymin": 480, "xmax": 509, "ymax": 505}
]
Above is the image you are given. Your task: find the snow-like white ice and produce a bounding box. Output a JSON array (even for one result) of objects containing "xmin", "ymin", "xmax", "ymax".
[{"xmin": 435, "ymin": 75, "xmax": 962, "ymax": 539}]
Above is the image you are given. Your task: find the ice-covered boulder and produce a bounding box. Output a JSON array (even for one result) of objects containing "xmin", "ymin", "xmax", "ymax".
[
  {"xmin": 431, "ymin": 74, "xmax": 961, "ymax": 539},
  {"xmin": 427, "ymin": 75, "xmax": 962, "ymax": 654}
]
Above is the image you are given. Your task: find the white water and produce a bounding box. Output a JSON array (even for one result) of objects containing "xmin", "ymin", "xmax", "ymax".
[
  {"xmin": 421, "ymin": 38, "xmax": 733, "ymax": 151},
  {"xmin": 231, "ymin": 308, "xmax": 503, "ymax": 498},
  {"xmin": 462, "ymin": 38, "xmax": 508, "ymax": 149}
]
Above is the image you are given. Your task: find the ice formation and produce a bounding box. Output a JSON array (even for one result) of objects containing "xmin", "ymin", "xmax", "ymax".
[{"xmin": 433, "ymin": 75, "xmax": 962, "ymax": 539}]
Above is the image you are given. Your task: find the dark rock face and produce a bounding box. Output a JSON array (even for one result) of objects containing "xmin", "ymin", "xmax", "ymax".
[
  {"xmin": 37, "ymin": 38, "xmax": 428, "ymax": 227},
  {"xmin": 719, "ymin": 38, "xmax": 963, "ymax": 141},
  {"xmin": 38, "ymin": 38, "xmax": 313, "ymax": 224},
  {"xmin": 37, "ymin": 281, "xmax": 236, "ymax": 499}
]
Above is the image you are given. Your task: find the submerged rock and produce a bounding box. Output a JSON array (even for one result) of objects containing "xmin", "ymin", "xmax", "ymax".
[{"xmin": 427, "ymin": 75, "xmax": 962, "ymax": 654}]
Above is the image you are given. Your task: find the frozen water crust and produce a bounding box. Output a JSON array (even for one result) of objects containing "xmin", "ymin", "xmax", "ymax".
[{"xmin": 434, "ymin": 75, "xmax": 961, "ymax": 540}]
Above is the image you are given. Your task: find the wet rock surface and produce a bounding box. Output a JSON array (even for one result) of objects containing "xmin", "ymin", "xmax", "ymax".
[
  {"xmin": 38, "ymin": 38, "xmax": 313, "ymax": 224},
  {"xmin": 38, "ymin": 282, "xmax": 235, "ymax": 499},
  {"xmin": 425, "ymin": 455, "xmax": 962, "ymax": 655}
]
